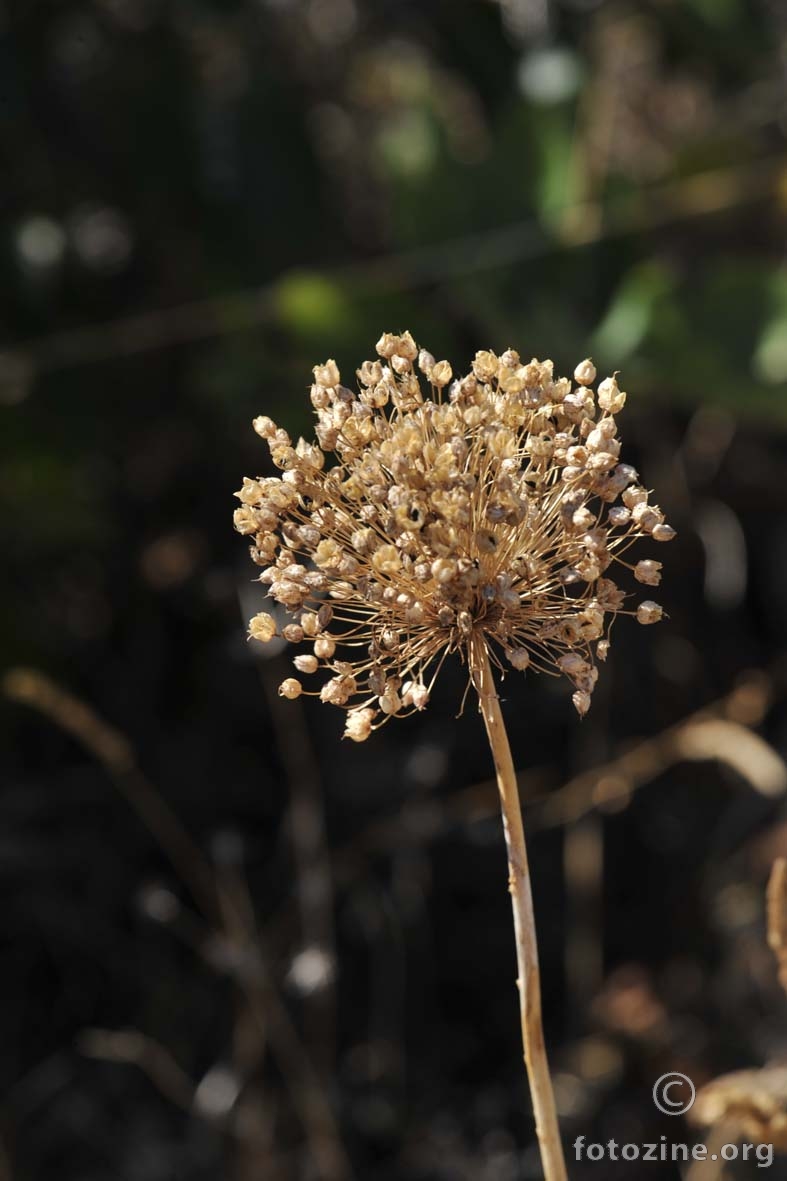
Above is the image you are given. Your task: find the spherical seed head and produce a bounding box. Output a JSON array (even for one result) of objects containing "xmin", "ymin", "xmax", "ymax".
[{"xmin": 235, "ymin": 339, "xmax": 675, "ymax": 734}]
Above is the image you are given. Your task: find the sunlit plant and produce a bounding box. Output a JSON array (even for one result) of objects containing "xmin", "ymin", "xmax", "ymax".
[{"xmin": 235, "ymin": 332, "xmax": 674, "ymax": 1179}]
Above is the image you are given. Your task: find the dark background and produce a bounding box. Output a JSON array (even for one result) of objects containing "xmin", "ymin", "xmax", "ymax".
[{"xmin": 2, "ymin": 1, "xmax": 787, "ymax": 1178}]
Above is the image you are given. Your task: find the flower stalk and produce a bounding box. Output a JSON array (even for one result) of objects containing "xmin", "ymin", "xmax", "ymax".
[
  {"xmin": 471, "ymin": 631, "xmax": 567, "ymax": 1181},
  {"xmin": 235, "ymin": 332, "xmax": 676, "ymax": 1178}
]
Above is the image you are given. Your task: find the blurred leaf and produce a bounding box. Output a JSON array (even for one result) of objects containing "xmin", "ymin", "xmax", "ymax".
[
  {"xmin": 591, "ymin": 262, "xmax": 676, "ymax": 364},
  {"xmin": 0, "ymin": 449, "xmax": 107, "ymax": 552},
  {"xmin": 685, "ymin": 0, "xmax": 741, "ymax": 30},
  {"xmin": 274, "ymin": 272, "xmax": 355, "ymax": 345},
  {"xmin": 532, "ymin": 112, "xmax": 580, "ymax": 228},
  {"xmin": 377, "ymin": 109, "xmax": 438, "ymax": 180},
  {"xmin": 753, "ymin": 271, "xmax": 787, "ymax": 386}
]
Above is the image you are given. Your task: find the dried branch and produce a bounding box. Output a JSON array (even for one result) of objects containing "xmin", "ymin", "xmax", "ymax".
[
  {"xmin": 767, "ymin": 857, "xmax": 787, "ymax": 996},
  {"xmin": 3, "ymin": 668, "xmax": 222, "ymax": 926},
  {"xmin": 78, "ymin": 1029, "xmax": 197, "ymax": 1113},
  {"xmin": 4, "ymin": 667, "xmax": 353, "ymax": 1181}
]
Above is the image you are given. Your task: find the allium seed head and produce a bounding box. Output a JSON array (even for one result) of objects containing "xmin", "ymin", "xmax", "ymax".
[{"xmin": 235, "ymin": 336, "xmax": 675, "ymax": 736}]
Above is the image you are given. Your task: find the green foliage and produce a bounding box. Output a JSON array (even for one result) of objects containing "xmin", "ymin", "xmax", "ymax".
[{"xmin": 274, "ymin": 272, "xmax": 355, "ymax": 345}]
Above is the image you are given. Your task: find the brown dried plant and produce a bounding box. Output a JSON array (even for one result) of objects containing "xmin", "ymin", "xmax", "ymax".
[
  {"xmin": 767, "ymin": 856, "xmax": 787, "ymax": 995},
  {"xmin": 235, "ymin": 332, "xmax": 675, "ymax": 1180},
  {"xmin": 687, "ymin": 858, "xmax": 787, "ymax": 1171}
]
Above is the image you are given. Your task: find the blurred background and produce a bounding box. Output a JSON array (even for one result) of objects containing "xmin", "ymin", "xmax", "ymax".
[{"xmin": 2, "ymin": 0, "xmax": 787, "ymax": 1178}]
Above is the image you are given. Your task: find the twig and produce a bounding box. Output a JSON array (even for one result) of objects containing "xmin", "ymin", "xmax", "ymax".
[
  {"xmin": 2, "ymin": 155, "xmax": 782, "ymax": 379},
  {"xmin": 470, "ymin": 634, "xmax": 566, "ymax": 1181},
  {"xmin": 78, "ymin": 1029, "xmax": 196, "ymax": 1113},
  {"xmin": 203, "ymin": 934, "xmax": 351, "ymax": 1181},
  {"xmin": 4, "ymin": 666, "xmax": 353, "ymax": 1181},
  {"xmin": 257, "ymin": 656, "xmax": 337, "ymax": 1081},
  {"xmin": 2, "ymin": 667, "xmax": 223, "ymax": 926},
  {"xmin": 532, "ymin": 672, "xmax": 779, "ymax": 830},
  {"xmin": 319, "ymin": 670, "xmax": 781, "ymax": 895},
  {"xmin": 563, "ymin": 816, "xmax": 604, "ymax": 1014},
  {"xmin": 767, "ymin": 857, "xmax": 787, "ymax": 996}
]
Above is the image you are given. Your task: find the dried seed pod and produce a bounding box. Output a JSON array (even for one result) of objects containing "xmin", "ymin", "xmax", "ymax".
[
  {"xmin": 636, "ymin": 600, "xmax": 663, "ymax": 625},
  {"xmin": 573, "ymin": 358, "xmax": 597, "ymax": 386},
  {"xmin": 249, "ymin": 613, "xmax": 276, "ymax": 643},
  {"xmin": 235, "ymin": 335, "xmax": 674, "ymax": 734}
]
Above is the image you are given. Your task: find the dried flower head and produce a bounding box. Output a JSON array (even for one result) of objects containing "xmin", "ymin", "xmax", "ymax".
[
  {"xmin": 691, "ymin": 1066, "xmax": 787, "ymax": 1150},
  {"xmin": 235, "ymin": 333, "xmax": 674, "ymax": 740}
]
